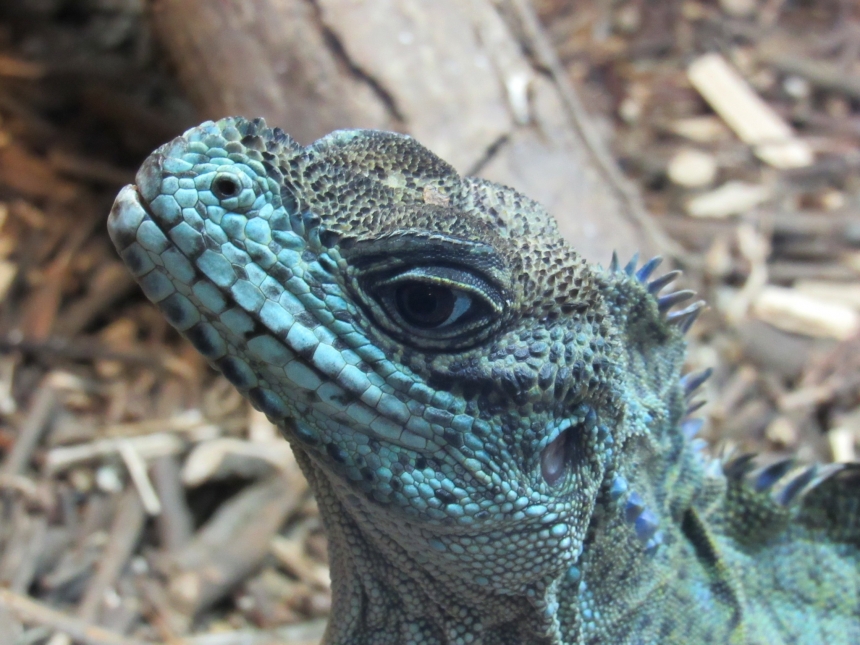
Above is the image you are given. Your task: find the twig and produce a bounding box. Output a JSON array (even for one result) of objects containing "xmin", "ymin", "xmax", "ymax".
[
  {"xmin": 53, "ymin": 263, "xmax": 137, "ymax": 338},
  {"xmin": 0, "ymin": 55, "xmax": 45, "ymax": 79},
  {"xmin": 1, "ymin": 379, "xmax": 59, "ymax": 476},
  {"xmin": 166, "ymin": 473, "xmax": 306, "ymax": 616},
  {"xmin": 0, "ymin": 588, "xmax": 153, "ymax": 645},
  {"xmin": 102, "ymin": 410, "xmax": 219, "ymax": 440},
  {"xmin": 175, "ymin": 619, "xmax": 327, "ymax": 645},
  {"xmin": 760, "ymin": 49, "xmax": 860, "ymax": 101},
  {"xmin": 151, "ymin": 455, "xmax": 194, "ymax": 553},
  {"xmin": 78, "ymin": 488, "xmax": 147, "ymax": 621},
  {"xmin": 0, "ymin": 504, "xmax": 47, "ymax": 591},
  {"xmin": 0, "ymin": 334, "xmax": 184, "ymax": 374},
  {"xmin": 46, "ymin": 433, "xmax": 184, "ymax": 473},
  {"xmin": 0, "ymin": 473, "xmax": 43, "ymax": 504},
  {"xmin": 49, "ymin": 490, "xmax": 148, "ymax": 645},
  {"xmin": 118, "ymin": 441, "xmax": 163, "ymax": 516}
]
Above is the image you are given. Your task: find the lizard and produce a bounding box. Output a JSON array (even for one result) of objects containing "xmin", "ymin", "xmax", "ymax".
[{"xmin": 108, "ymin": 116, "xmax": 860, "ymax": 645}]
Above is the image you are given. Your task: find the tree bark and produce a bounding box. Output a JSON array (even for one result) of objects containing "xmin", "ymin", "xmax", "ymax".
[{"xmin": 150, "ymin": 0, "xmax": 658, "ymax": 263}]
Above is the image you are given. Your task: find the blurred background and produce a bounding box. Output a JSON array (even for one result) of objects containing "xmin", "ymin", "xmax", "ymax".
[{"xmin": 0, "ymin": 1, "xmax": 857, "ymax": 643}]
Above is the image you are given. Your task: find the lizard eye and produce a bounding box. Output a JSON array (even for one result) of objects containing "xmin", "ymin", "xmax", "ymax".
[
  {"xmin": 359, "ymin": 265, "xmax": 506, "ymax": 350},
  {"xmin": 395, "ymin": 282, "xmax": 473, "ymax": 329}
]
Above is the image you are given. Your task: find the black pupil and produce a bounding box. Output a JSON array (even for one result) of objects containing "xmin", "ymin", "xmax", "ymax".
[
  {"xmin": 396, "ymin": 283, "xmax": 455, "ymax": 328},
  {"xmin": 214, "ymin": 177, "xmax": 239, "ymax": 198}
]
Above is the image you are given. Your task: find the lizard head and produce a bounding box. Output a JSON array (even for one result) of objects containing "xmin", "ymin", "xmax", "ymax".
[{"xmin": 109, "ymin": 117, "xmax": 694, "ymax": 599}]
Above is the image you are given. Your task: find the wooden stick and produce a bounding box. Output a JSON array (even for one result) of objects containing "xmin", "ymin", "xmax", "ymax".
[
  {"xmin": 1, "ymin": 380, "xmax": 58, "ymax": 476},
  {"xmin": 151, "ymin": 455, "xmax": 194, "ymax": 553},
  {"xmin": 507, "ymin": 0, "xmax": 684, "ymax": 262},
  {"xmin": 78, "ymin": 489, "xmax": 146, "ymax": 621},
  {"xmin": 760, "ymin": 50, "xmax": 860, "ymax": 101},
  {"xmin": 0, "ymin": 588, "xmax": 153, "ymax": 645},
  {"xmin": 176, "ymin": 619, "xmax": 327, "ymax": 645},
  {"xmin": 46, "ymin": 433, "xmax": 184, "ymax": 473},
  {"xmin": 165, "ymin": 473, "xmax": 306, "ymax": 617},
  {"xmin": 118, "ymin": 440, "xmax": 162, "ymax": 516}
]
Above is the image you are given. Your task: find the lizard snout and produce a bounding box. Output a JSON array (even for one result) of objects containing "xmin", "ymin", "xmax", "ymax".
[
  {"xmin": 135, "ymin": 149, "xmax": 167, "ymax": 205},
  {"xmin": 107, "ymin": 184, "xmax": 149, "ymax": 252}
]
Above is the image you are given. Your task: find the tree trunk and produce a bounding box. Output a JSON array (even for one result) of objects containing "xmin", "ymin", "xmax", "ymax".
[{"xmin": 150, "ymin": 0, "xmax": 659, "ymax": 263}]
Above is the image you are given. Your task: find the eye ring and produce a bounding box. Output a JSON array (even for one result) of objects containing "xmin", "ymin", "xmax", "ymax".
[{"xmin": 212, "ymin": 175, "xmax": 241, "ymax": 199}]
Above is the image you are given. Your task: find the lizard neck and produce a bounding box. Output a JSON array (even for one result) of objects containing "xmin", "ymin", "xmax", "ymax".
[{"xmin": 292, "ymin": 446, "xmax": 565, "ymax": 645}]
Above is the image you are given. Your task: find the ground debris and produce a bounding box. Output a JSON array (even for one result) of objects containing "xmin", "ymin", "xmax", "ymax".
[{"xmin": 538, "ymin": 0, "xmax": 860, "ymax": 460}]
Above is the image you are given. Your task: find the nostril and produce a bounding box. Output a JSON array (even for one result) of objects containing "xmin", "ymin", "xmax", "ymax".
[
  {"xmin": 213, "ymin": 175, "xmax": 240, "ymax": 199},
  {"xmin": 135, "ymin": 151, "xmax": 164, "ymax": 203}
]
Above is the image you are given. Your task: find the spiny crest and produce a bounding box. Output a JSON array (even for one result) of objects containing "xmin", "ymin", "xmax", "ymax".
[
  {"xmin": 598, "ymin": 253, "xmax": 716, "ymax": 556},
  {"xmin": 602, "ymin": 253, "xmax": 707, "ymax": 438},
  {"xmin": 724, "ymin": 454, "xmax": 846, "ymax": 508},
  {"xmin": 605, "ymin": 254, "xmax": 858, "ymax": 547},
  {"xmin": 720, "ymin": 453, "xmax": 860, "ymax": 547},
  {"xmin": 609, "ymin": 252, "xmax": 706, "ymax": 333}
]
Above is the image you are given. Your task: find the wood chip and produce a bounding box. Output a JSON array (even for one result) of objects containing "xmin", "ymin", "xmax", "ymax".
[
  {"xmin": 764, "ymin": 416, "xmax": 798, "ymax": 448},
  {"xmin": 687, "ymin": 53, "xmax": 813, "ymax": 169},
  {"xmin": 829, "ymin": 426, "xmax": 857, "ymax": 462},
  {"xmin": 828, "ymin": 407, "xmax": 860, "ymax": 462},
  {"xmin": 794, "ymin": 280, "xmax": 860, "ymax": 310},
  {"xmin": 667, "ymin": 148, "xmax": 717, "ymax": 188},
  {"xmin": 751, "ymin": 285, "xmax": 860, "ymax": 340},
  {"xmin": 668, "ymin": 116, "xmax": 731, "ymax": 143},
  {"xmin": 685, "ymin": 181, "xmax": 771, "ymax": 218}
]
